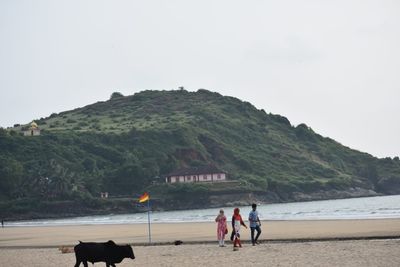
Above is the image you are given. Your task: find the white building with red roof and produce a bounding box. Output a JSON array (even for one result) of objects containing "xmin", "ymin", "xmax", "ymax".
[{"xmin": 165, "ymin": 166, "xmax": 227, "ymax": 184}]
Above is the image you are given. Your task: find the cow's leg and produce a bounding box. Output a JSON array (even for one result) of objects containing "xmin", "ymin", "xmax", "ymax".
[
  {"xmin": 74, "ymin": 259, "xmax": 81, "ymax": 267},
  {"xmin": 105, "ymin": 263, "xmax": 110, "ymax": 267},
  {"xmin": 82, "ymin": 261, "xmax": 88, "ymax": 267}
]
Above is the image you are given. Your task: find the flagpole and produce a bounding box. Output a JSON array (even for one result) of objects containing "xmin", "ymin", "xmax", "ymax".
[{"xmin": 147, "ymin": 198, "xmax": 152, "ymax": 243}]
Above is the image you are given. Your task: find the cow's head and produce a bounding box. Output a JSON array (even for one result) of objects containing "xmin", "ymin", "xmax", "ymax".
[{"xmin": 124, "ymin": 245, "xmax": 135, "ymax": 259}]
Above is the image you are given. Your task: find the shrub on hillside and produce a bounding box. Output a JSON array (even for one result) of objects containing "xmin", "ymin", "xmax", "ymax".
[{"xmin": 110, "ymin": 92, "xmax": 124, "ymax": 100}]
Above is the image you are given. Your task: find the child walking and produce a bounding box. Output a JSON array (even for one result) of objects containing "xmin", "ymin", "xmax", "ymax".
[
  {"xmin": 215, "ymin": 209, "xmax": 228, "ymax": 247},
  {"xmin": 232, "ymin": 208, "xmax": 247, "ymax": 250}
]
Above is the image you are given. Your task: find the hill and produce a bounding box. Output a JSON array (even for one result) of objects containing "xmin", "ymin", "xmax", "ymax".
[{"xmin": 1, "ymin": 89, "xmax": 400, "ymax": 219}]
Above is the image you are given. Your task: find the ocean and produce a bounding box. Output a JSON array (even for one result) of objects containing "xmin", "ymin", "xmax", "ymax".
[{"xmin": 7, "ymin": 194, "xmax": 400, "ymax": 227}]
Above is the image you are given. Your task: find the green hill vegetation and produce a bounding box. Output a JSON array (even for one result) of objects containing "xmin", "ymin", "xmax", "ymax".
[{"xmin": 1, "ymin": 89, "xmax": 400, "ymax": 219}]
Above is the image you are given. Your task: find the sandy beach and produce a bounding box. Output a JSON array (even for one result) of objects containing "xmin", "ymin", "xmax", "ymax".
[
  {"xmin": 1, "ymin": 219, "xmax": 400, "ymax": 266},
  {"xmin": 1, "ymin": 239, "xmax": 400, "ymax": 267}
]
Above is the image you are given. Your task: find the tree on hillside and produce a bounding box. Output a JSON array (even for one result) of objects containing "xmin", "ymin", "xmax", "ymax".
[
  {"xmin": 110, "ymin": 92, "xmax": 124, "ymax": 100},
  {"xmin": 0, "ymin": 157, "xmax": 23, "ymax": 198}
]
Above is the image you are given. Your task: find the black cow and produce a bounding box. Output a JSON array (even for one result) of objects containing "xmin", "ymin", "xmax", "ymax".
[{"xmin": 74, "ymin": 240, "xmax": 135, "ymax": 267}]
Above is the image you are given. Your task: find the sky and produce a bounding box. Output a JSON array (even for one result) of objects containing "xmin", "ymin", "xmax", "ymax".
[{"xmin": 0, "ymin": 0, "xmax": 399, "ymax": 158}]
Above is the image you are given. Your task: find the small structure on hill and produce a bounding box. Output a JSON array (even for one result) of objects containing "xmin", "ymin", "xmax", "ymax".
[
  {"xmin": 23, "ymin": 121, "xmax": 41, "ymax": 136},
  {"xmin": 165, "ymin": 166, "xmax": 227, "ymax": 184}
]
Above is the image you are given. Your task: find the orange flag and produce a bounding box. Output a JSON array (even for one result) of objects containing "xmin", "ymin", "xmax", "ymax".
[{"xmin": 138, "ymin": 192, "xmax": 149, "ymax": 203}]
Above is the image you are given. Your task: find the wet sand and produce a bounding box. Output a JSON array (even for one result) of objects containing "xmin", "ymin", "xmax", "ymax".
[{"xmin": 1, "ymin": 219, "xmax": 399, "ymax": 247}]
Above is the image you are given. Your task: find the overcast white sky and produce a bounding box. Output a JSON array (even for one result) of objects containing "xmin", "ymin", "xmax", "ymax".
[{"xmin": 0, "ymin": 0, "xmax": 399, "ymax": 158}]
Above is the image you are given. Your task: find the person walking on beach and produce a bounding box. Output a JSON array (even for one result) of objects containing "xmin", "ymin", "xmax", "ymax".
[
  {"xmin": 249, "ymin": 203, "xmax": 262, "ymax": 246},
  {"xmin": 215, "ymin": 209, "xmax": 228, "ymax": 247},
  {"xmin": 232, "ymin": 208, "xmax": 247, "ymax": 250}
]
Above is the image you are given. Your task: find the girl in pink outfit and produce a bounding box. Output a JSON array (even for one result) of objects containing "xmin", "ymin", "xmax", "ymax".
[{"xmin": 215, "ymin": 209, "xmax": 228, "ymax": 247}]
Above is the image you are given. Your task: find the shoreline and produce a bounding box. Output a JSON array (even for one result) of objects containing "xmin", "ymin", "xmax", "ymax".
[
  {"xmin": 3, "ymin": 194, "xmax": 398, "ymax": 222},
  {"xmin": 4, "ymin": 218, "xmax": 400, "ymax": 225},
  {"xmin": 1, "ymin": 219, "xmax": 400, "ymax": 248},
  {"xmin": 4, "ymin": 217, "xmax": 400, "ymax": 229}
]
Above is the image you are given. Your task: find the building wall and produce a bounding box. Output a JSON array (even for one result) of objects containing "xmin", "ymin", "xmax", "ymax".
[
  {"xmin": 184, "ymin": 175, "xmax": 197, "ymax": 183},
  {"xmin": 200, "ymin": 174, "xmax": 211, "ymax": 182},
  {"xmin": 167, "ymin": 173, "xmax": 226, "ymax": 183},
  {"xmin": 23, "ymin": 129, "xmax": 40, "ymax": 136},
  {"xmin": 215, "ymin": 173, "xmax": 226, "ymax": 181}
]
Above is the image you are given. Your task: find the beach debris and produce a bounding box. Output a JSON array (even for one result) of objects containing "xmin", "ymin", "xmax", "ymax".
[
  {"xmin": 174, "ymin": 240, "xmax": 183, "ymax": 245},
  {"xmin": 58, "ymin": 246, "xmax": 74, "ymax": 254}
]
